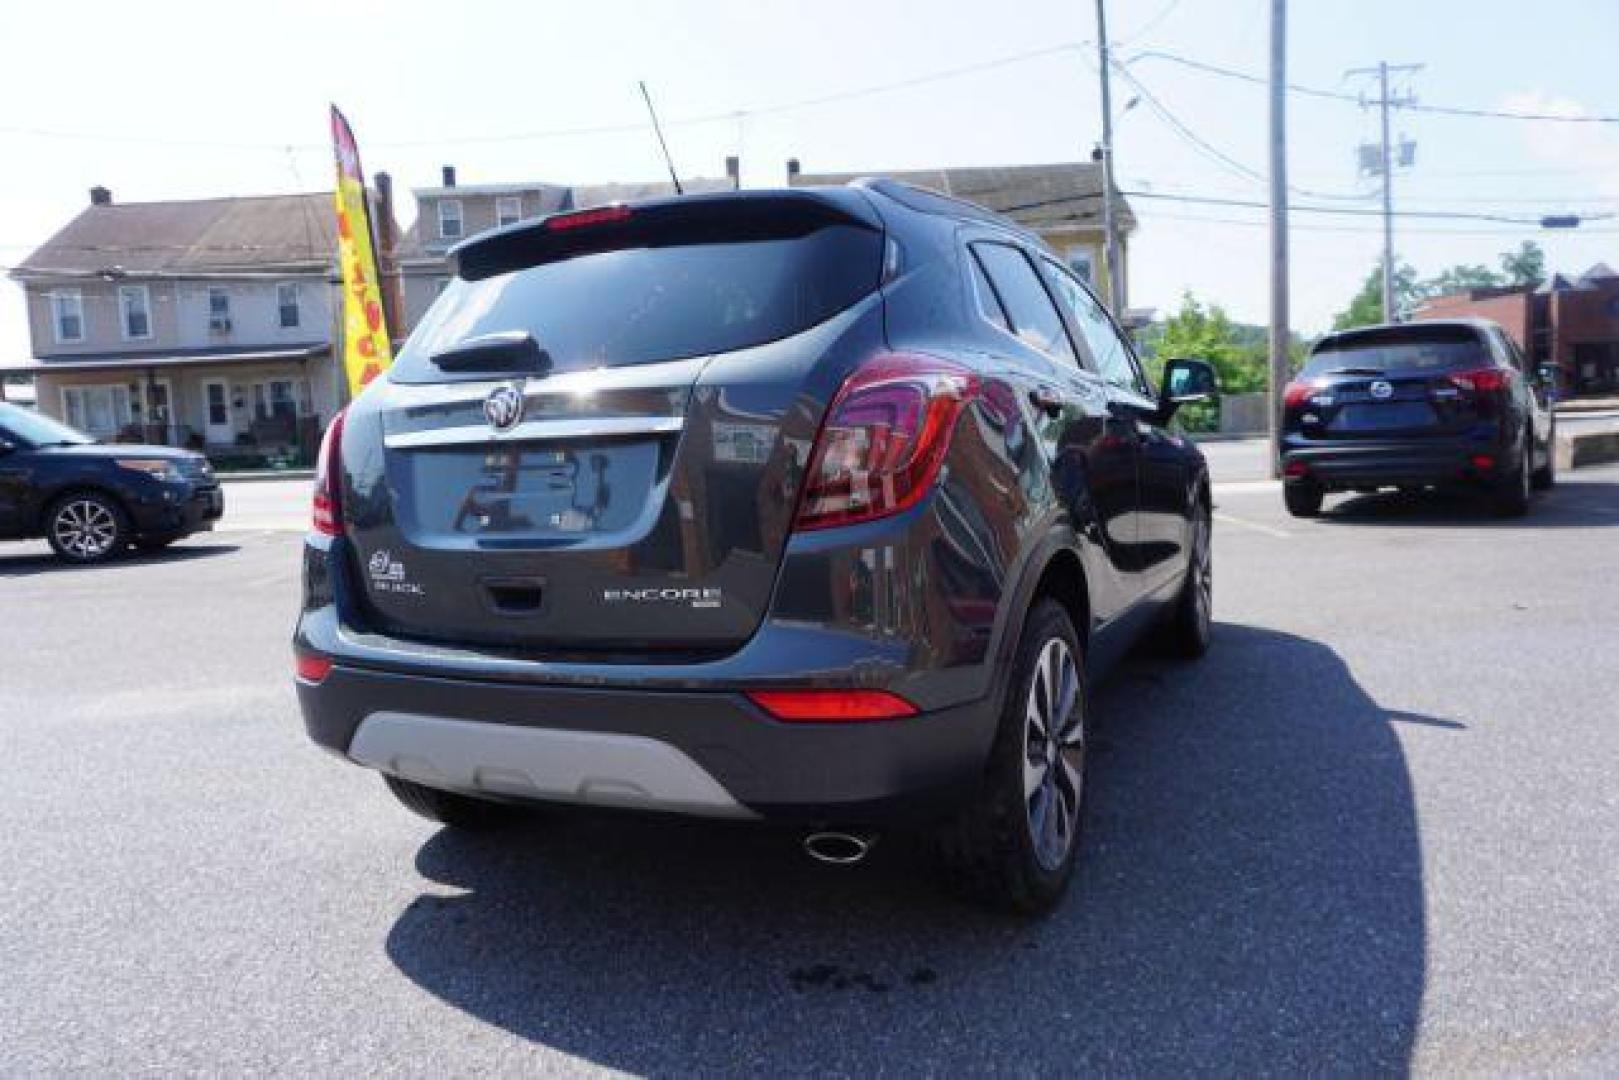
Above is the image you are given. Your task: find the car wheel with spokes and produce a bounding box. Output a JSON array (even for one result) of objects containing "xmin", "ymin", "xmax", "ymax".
[
  {"xmin": 934, "ymin": 598, "xmax": 1088, "ymax": 915},
  {"xmin": 46, "ymin": 492, "xmax": 129, "ymax": 564}
]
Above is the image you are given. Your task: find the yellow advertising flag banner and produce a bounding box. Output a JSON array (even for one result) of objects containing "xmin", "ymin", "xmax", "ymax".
[{"xmin": 330, "ymin": 106, "xmax": 392, "ymax": 396}]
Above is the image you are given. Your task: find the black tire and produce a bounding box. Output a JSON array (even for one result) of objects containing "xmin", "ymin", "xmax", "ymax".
[
  {"xmin": 1491, "ymin": 440, "xmax": 1532, "ymax": 518},
  {"xmin": 1531, "ymin": 428, "xmax": 1555, "ymax": 491},
  {"xmin": 382, "ymin": 775, "xmax": 521, "ymax": 830},
  {"xmin": 933, "ymin": 599, "xmax": 1088, "ymax": 916},
  {"xmin": 45, "ymin": 491, "xmax": 130, "ymax": 564},
  {"xmin": 1284, "ymin": 482, "xmax": 1324, "ymax": 518},
  {"xmin": 1159, "ymin": 498, "xmax": 1212, "ymax": 659}
]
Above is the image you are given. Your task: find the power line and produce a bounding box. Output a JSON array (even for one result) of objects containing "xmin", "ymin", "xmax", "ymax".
[
  {"xmin": 1129, "ymin": 49, "xmax": 1619, "ymax": 122},
  {"xmin": 1120, "ymin": 188, "xmax": 1613, "ymax": 224}
]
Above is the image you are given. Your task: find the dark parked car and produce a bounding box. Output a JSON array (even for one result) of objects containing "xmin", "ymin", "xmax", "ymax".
[
  {"xmin": 0, "ymin": 402, "xmax": 222, "ymax": 563},
  {"xmin": 293, "ymin": 182, "xmax": 1217, "ymax": 913},
  {"xmin": 1280, "ymin": 318, "xmax": 1555, "ymax": 518}
]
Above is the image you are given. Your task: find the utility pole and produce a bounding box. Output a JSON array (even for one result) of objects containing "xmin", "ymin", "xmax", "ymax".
[
  {"xmin": 1347, "ymin": 61, "xmax": 1421, "ymax": 322},
  {"xmin": 1267, "ymin": 0, "xmax": 1288, "ymax": 478},
  {"xmin": 1094, "ymin": 0, "xmax": 1124, "ymax": 314}
]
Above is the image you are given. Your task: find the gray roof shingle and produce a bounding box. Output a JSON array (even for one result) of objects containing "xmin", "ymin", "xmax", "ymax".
[{"xmin": 14, "ymin": 193, "xmax": 338, "ymax": 276}]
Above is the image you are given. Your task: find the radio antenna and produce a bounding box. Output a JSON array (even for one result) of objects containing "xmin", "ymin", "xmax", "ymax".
[{"xmin": 638, "ymin": 81, "xmax": 684, "ymax": 195}]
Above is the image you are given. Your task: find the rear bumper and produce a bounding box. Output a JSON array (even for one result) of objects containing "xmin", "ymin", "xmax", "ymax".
[
  {"xmin": 1280, "ymin": 435, "xmax": 1508, "ymax": 490},
  {"xmin": 296, "ymin": 661, "xmax": 995, "ymax": 823}
]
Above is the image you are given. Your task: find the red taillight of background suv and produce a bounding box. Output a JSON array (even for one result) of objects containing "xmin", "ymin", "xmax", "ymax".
[
  {"xmin": 311, "ymin": 407, "xmax": 348, "ymax": 537},
  {"xmin": 793, "ymin": 354, "xmax": 980, "ymax": 531}
]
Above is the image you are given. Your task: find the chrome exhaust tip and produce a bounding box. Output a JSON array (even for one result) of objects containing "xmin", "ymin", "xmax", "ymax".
[{"xmin": 803, "ymin": 830, "xmax": 875, "ymax": 866}]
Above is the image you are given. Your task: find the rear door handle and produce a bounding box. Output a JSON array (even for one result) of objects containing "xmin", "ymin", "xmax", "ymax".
[{"xmin": 1029, "ymin": 385, "xmax": 1064, "ymax": 417}]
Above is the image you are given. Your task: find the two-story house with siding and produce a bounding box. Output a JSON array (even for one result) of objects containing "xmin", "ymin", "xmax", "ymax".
[{"xmin": 2, "ymin": 187, "xmax": 344, "ymax": 462}]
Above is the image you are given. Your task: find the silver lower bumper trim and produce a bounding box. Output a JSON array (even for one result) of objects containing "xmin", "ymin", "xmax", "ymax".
[{"xmin": 349, "ymin": 711, "xmax": 756, "ymax": 820}]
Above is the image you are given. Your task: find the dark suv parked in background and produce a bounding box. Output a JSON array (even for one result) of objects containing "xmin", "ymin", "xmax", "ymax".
[
  {"xmin": 293, "ymin": 181, "xmax": 1217, "ymax": 913},
  {"xmin": 0, "ymin": 402, "xmax": 222, "ymax": 563},
  {"xmin": 1280, "ymin": 318, "xmax": 1555, "ymax": 518}
]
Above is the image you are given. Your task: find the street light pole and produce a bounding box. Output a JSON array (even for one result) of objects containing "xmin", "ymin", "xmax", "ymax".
[
  {"xmin": 1267, "ymin": 0, "xmax": 1289, "ymax": 478},
  {"xmin": 1095, "ymin": 0, "xmax": 1124, "ymax": 315}
]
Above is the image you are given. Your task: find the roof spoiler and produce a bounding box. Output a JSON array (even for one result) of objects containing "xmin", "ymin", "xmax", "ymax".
[{"xmin": 450, "ymin": 189, "xmax": 882, "ymax": 282}]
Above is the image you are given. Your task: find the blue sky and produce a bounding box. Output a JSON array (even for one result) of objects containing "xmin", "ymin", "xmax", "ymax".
[{"xmin": 3, "ymin": 0, "xmax": 1617, "ymax": 357}]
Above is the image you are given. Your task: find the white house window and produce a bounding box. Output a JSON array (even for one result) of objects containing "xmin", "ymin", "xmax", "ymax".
[
  {"xmin": 496, "ymin": 196, "xmax": 522, "ymax": 227},
  {"xmin": 438, "ymin": 199, "xmax": 464, "ymax": 239},
  {"xmin": 1065, "ymin": 246, "xmax": 1096, "ymax": 285},
  {"xmin": 119, "ymin": 285, "xmax": 152, "ymax": 340},
  {"xmin": 61, "ymin": 384, "xmax": 133, "ymax": 440},
  {"xmin": 207, "ymin": 287, "xmax": 231, "ymax": 332},
  {"xmin": 277, "ymin": 283, "xmax": 301, "ymax": 328},
  {"xmin": 50, "ymin": 290, "xmax": 84, "ymax": 343}
]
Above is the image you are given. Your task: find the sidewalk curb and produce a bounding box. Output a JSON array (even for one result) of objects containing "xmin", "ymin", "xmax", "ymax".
[
  {"xmin": 1557, "ymin": 430, "xmax": 1619, "ymax": 470},
  {"xmin": 219, "ymin": 470, "xmax": 315, "ymax": 483}
]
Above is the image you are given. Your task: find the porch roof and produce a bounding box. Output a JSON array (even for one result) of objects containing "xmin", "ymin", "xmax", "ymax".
[{"xmin": 0, "ymin": 344, "xmax": 329, "ymax": 376}]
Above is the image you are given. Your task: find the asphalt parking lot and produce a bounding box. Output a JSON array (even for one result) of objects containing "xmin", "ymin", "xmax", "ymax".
[{"xmin": 3, "ymin": 465, "xmax": 1617, "ymax": 1074}]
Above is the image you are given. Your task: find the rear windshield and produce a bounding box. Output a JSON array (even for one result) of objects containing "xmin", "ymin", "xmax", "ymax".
[
  {"xmin": 391, "ymin": 223, "xmax": 882, "ymax": 382},
  {"xmin": 1303, "ymin": 325, "xmax": 1491, "ymax": 378}
]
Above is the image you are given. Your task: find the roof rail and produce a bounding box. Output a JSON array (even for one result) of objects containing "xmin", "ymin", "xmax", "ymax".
[{"xmin": 854, "ymin": 178, "xmax": 1045, "ymax": 246}]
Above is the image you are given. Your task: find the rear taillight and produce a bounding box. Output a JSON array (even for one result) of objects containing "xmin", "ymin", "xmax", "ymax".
[
  {"xmin": 312, "ymin": 407, "xmax": 348, "ymax": 537},
  {"xmin": 1283, "ymin": 380, "xmax": 1319, "ymax": 409},
  {"xmin": 793, "ymin": 354, "xmax": 979, "ymax": 531},
  {"xmin": 294, "ymin": 651, "xmax": 333, "ymax": 684},
  {"xmin": 746, "ymin": 689, "xmax": 919, "ymax": 722},
  {"xmin": 1447, "ymin": 367, "xmax": 1511, "ymax": 394}
]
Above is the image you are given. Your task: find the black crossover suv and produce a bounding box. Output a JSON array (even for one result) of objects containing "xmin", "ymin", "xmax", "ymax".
[
  {"xmin": 1280, "ymin": 318, "xmax": 1555, "ymax": 518},
  {"xmin": 0, "ymin": 402, "xmax": 222, "ymax": 563},
  {"xmin": 294, "ymin": 182, "xmax": 1217, "ymax": 912}
]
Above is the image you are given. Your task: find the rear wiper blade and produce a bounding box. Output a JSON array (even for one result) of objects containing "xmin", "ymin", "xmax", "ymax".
[{"xmin": 430, "ymin": 331, "xmax": 553, "ymax": 376}]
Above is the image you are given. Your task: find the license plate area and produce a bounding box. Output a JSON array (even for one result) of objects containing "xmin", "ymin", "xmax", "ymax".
[
  {"xmin": 398, "ymin": 441, "xmax": 663, "ymax": 542},
  {"xmin": 1328, "ymin": 402, "xmax": 1438, "ymax": 433}
]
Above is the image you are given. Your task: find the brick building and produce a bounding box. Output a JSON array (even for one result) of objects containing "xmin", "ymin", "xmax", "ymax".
[{"xmin": 1415, "ymin": 263, "xmax": 1619, "ymax": 397}]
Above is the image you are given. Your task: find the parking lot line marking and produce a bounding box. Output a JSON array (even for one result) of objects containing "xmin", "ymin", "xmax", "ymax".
[
  {"xmin": 1212, "ymin": 479, "xmax": 1282, "ymax": 496},
  {"xmin": 1213, "ymin": 511, "xmax": 1291, "ymax": 539}
]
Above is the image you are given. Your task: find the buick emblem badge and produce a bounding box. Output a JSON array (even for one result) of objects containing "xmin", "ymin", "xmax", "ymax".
[
  {"xmin": 483, "ymin": 385, "xmax": 524, "ymax": 432},
  {"xmin": 1369, "ymin": 380, "xmax": 1394, "ymax": 400}
]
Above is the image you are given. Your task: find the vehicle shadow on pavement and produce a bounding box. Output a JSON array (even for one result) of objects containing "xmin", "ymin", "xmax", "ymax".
[
  {"xmin": 0, "ymin": 541, "xmax": 240, "ymax": 578},
  {"xmin": 1316, "ymin": 482, "xmax": 1619, "ymax": 528},
  {"xmin": 385, "ymin": 623, "xmax": 1434, "ymax": 1074}
]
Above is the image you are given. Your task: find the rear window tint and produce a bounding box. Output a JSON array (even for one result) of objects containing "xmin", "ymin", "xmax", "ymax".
[
  {"xmin": 392, "ymin": 224, "xmax": 881, "ymax": 381},
  {"xmin": 1304, "ymin": 326, "xmax": 1491, "ymax": 378}
]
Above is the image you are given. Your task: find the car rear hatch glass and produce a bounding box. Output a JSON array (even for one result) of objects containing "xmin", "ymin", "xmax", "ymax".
[
  {"xmin": 1291, "ymin": 324, "xmax": 1498, "ymax": 438},
  {"xmin": 345, "ymin": 192, "xmax": 885, "ymax": 655}
]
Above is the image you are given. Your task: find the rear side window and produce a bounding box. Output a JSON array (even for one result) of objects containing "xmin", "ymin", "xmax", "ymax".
[
  {"xmin": 1304, "ymin": 325, "xmax": 1492, "ymax": 378},
  {"xmin": 1040, "ymin": 257, "xmax": 1150, "ymax": 397},
  {"xmin": 971, "ymin": 242, "xmax": 1079, "ymax": 364},
  {"xmin": 392, "ymin": 222, "xmax": 882, "ymax": 380}
]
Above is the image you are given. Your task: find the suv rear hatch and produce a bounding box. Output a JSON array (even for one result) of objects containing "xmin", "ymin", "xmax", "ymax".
[
  {"xmin": 1286, "ymin": 323, "xmax": 1507, "ymax": 439},
  {"xmin": 341, "ymin": 190, "xmax": 887, "ymax": 655}
]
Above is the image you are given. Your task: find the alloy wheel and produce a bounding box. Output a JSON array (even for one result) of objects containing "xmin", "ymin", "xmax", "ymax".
[
  {"xmin": 52, "ymin": 499, "xmax": 120, "ymax": 559},
  {"xmin": 1023, "ymin": 636, "xmax": 1085, "ymax": 871}
]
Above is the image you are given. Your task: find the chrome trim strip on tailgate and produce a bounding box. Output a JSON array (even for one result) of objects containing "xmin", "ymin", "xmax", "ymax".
[
  {"xmin": 348, "ymin": 711, "xmax": 756, "ymax": 819},
  {"xmin": 383, "ymin": 415, "xmax": 684, "ymax": 450}
]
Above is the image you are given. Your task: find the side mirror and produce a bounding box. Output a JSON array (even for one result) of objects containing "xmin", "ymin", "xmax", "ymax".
[{"xmin": 1157, "ymin": 357, "xmax": 1218, "ymax": 422}]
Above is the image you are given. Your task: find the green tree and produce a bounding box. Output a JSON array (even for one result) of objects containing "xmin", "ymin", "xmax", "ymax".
[
  {"xmin": 1500, "ymin": 240, "xmax": 1546, "ymax": 286},
  {"xmin": 1424, "ymin": 263, "xmax": 1504, "ymax": 296},
  {"xmin": 1333, "ymin": 260, "xmax": 1421, "ymax": 330}
]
